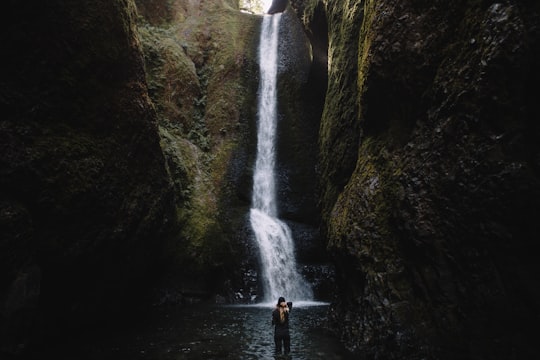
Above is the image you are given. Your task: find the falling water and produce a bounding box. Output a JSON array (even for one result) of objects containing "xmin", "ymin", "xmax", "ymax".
[{"xmin": 250, "ymin": 14, "xmax": 313, "ymax": 303}]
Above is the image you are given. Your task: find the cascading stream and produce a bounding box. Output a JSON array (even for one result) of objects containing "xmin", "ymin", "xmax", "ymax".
[{"xmin": 250, "ymin": 13, "xmax": 313, "ymax": 303}]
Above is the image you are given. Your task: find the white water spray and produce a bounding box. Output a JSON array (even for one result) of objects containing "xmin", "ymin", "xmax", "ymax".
[{"xmin": 250, "ymin": 14, "xmax": 313, "ymax": 303}]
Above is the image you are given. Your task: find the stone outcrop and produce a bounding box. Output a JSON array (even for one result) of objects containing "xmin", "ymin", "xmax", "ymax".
[{"xmin": 295, "ymin": 0, "xmax": 540, "ymax": 358}]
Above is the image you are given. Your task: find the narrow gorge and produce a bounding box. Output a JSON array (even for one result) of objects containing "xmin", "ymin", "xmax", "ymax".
[{"xmin": 1, "ymin": 0, "xmax": 539, "ymax": 359}]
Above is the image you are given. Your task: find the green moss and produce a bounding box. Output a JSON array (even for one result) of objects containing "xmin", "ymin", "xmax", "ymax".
[
  {"xmin": 136, "ymin": 1, "xmax": 261, "ymax": 289},
  {"xmin": 357, "ymin": 0, "xmax": 376, "ymax": 92},
  {"xmin": 301, "ymin": 0, "xmax": 322, "ymax": 25},
  {"xmin": 138, "ymin": 22, "xmax": 200, "ymax": 132},
  {"xmin": 328, "ymin": 136, "xmax": 403, "ymax": 249},
  {"xmin": 318, "ymin": 0, "xmax": 364, "ymax": 224}
]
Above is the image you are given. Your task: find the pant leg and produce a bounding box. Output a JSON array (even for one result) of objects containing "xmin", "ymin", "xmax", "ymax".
[
  {"xmin": 274, "ymin": 334, "xmax": 283, "ymax": 354},
  {"xmin": 283, "ymin": 334, "xmax": 291, "ymax": 354}
]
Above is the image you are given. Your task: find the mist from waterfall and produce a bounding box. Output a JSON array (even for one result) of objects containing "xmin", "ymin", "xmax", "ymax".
[{"xmin": 250, "ymin": 13, "xmax": 313, "ymax": 303}]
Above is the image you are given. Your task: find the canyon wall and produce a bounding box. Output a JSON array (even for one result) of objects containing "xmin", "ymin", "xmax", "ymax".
[
  {"xmin": 135, "ymin": 0, "xmax": 262, "ymax": 304},
  {"xmin": 4, "ymin": 0, "xmax": 539, "ymax": 358},
  {"xmin": 0, "ymin": 0, "xmax": 177, "ymax": 354},
  {"xmin": 295, "ymin": 0, "xmax": 540, "ymax": 358}
]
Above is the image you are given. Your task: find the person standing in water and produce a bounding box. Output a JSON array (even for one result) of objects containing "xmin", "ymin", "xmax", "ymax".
[{"xmin": 272, "ymin": 296, "xmax": 293, "ymax": 355}]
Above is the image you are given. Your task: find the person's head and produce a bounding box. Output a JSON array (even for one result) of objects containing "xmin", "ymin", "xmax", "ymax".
[{"xmin": 277, "ymin": 297, "xmax": 286, "ymax": 306}]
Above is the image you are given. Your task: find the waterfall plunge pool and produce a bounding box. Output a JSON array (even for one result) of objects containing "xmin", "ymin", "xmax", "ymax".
[{"xmin": 41, "ymin": 303, "xmax": 353, "ymax": 360}]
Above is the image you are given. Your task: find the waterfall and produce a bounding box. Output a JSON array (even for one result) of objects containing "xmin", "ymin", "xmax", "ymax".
[{"xmin": 250, "ymin": 14, "xmax": 313, "ymax": 303}]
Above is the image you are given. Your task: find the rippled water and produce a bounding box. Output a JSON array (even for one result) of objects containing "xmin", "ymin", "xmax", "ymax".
[{"xmin": 51, "ymin": 303, "xmax": 352, "ymax": 360}]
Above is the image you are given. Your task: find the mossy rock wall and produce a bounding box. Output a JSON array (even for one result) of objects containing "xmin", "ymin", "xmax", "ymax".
[
  {"xmin": 299, "ymin": 0, "xmax": 540, "ymax": 358},
  {"xmin": 135, "ymin": 0, "xmax": 264, "ymax": 302},
  {"xmin": 0, "ymin": 0, "xmax": 177, "ymax": 354}
]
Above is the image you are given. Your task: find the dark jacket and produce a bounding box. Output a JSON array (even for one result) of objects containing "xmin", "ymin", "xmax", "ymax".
[{"xmin": 272, "ymin": 307, "xmax": 290, "ymax": 335}]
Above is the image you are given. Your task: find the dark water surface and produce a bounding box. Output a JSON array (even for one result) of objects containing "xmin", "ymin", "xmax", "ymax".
[{"xmin": 51, "ymin": 302, "xmax": 352, "ymax": 360}]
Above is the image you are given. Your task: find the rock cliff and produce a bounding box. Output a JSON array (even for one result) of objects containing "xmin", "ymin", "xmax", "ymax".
[
  {"xmin": 296, "ymin": 0, "xmax": 540, "ymax": 358},
  {"xmin": 0, "ymin": 0, "xmax": 177, "ymax": 354},
  {"xmin": 135, "ymin": 0, "xmax": 263, "ymax": 304}
]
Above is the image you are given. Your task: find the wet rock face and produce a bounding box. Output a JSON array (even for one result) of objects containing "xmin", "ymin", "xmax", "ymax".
[
  {"xmin": 299, "ymin": 0, "xmax": 540, "ymax": 358},
  {"xmin": 268, "ymin": 0, "xmax": 289, "ymax": 14},
  {"xmin": 273, "ymin": 8, "xmax": 332, "ymax": 296},
  {"xmin": 0, "ymin": 0, "xmax": 176, "ymax": 354},
  {"xmin": 275, "ymin": 9, "xmax": 317, "ymax": 223}
]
